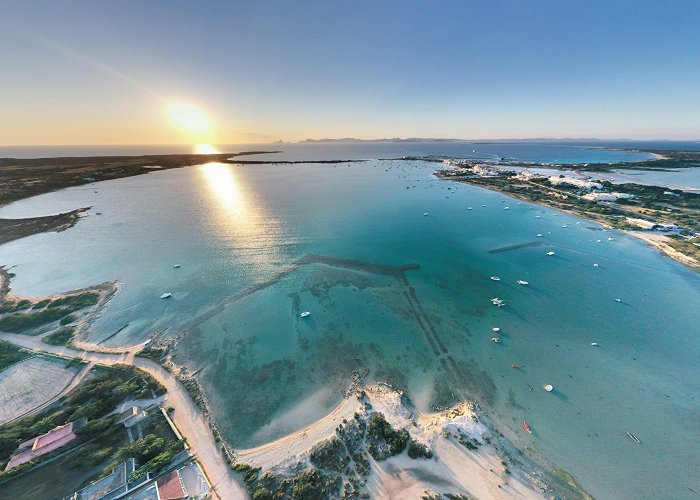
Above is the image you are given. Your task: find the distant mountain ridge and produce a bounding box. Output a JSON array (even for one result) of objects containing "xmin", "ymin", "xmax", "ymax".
[{"xmin": 295, "ymin": 137, "xmax": 657, "ymax": 144}]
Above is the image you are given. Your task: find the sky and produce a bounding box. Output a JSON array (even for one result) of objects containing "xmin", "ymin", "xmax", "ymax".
[{"xmin": 1, "ymin": 0, "xmax": 699, "ymax": 145}]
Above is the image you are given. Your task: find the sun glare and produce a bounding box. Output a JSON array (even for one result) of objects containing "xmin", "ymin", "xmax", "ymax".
[
  {"xmin": 195, "ymin": 143, "xmax": 219, "ymax": 154},
  {"xmin": 166, "ymin": 101, "xmax": 212, "ymax": 134}
]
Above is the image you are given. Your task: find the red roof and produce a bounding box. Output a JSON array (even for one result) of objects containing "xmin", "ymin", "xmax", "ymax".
[{"xmin": 156, "ymin": 470, "xmax": 186, "ymax": 499}]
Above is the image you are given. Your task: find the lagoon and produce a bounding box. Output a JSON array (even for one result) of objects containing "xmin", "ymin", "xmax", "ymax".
[{"xmin": 0, "ymin": 143, "xmax": 698, "ymax": 498}]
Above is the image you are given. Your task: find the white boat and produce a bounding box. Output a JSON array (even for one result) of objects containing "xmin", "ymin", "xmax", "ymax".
[
  {"xmin": 562, "ymin": 225, "xmax": 567, "ymax": 228},
  {"xmin": 160, "ymin": 293, "xmax": 172, "ymax": 299},
  {"xmin": 490, "ymin": 276, "xmax": 501, "ymax": 281},
  {"xmin": 536, "ymin": 234, "xmax": 543, "ymax": 237},
  {"xmin": 596, "ymin": 239, "xmax": 602, "ymax": 243},
  {"xmin": 546, "ymin": 251, "xmax": 555, "ymax": 256},
  {"xmin": 591, "ymin": 342, "xmax": 599, "ymax": 346},
  {"xmin": 504, "ymin": 206, "xmax": 510, "ymax": 210},
  {"xmin": 615, "ymin": 298, "xmax": 622, "ymax": 303},
  {"xmin": 423, "ymin": 213, "xmax": 429, "ymax": 216},
  {"xmin": 482, "ymin": 204, "xmax": 486, "ymax": 207},
  {"xmin": 468, "ymin": 207, "xmax": 473, "ymax": 210},
  {"xmin": 544, "ymin": 384, "xmax": 554, "ymax": 392},
  {"xmin": 300, "ymin": 311, "xmax": 311, "ymax": 318},
  {"xmin": 491, "ymin": 337, "xmax": 501, "ymax": 343},
  {"xmin": 491, "ymin": 298, "xmax": 506, "ymax": 307},
  {"xmin": 608, "ymin": 237, "xmax": 614, "ymax": 241},
  {"xmin": 173, "ymin": 264, "xmax": 181, "ymax": 269},
  {"xmin": 535, "ymin": 215, "xmax": 541, "ymax": 218},
  {"xmin": 516, "ymin": 280, "xmax": 529, "ymax": 285},
  {"xmin": 492, "ymin": 327, "xmax": 501, "ymax": 332},
  {"xmin": 593, "ymin": 263, "xmax": 599, "ymax": 267}
]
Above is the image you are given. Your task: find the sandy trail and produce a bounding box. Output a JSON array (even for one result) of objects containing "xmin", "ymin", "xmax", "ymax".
[{"xmin": 0, "ymin": 332, "xmax": 248, "ymax": 500}]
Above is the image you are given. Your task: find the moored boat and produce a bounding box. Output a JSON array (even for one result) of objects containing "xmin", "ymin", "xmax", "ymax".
[
  {"xmin": 523, "ymin": 421, "xmax": 532, "ymax": 434},
  {"xmin": 626, "ymin": 431, "xmax": 641, "ymax": 444}
]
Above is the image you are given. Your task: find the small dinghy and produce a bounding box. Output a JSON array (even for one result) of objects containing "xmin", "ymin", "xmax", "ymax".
[
  {"xmin": 523, "ymin": 421, "xmax": 532, "ymax": 434},
  {"xmin": 490, "ymin": 276, "xmax": 501, "ymax": 281},
  {"xmin": 546, "ymin": 251, "xmax": 555, "ymax": 256},
  {"xmin": 492, "ymin": 327, "xmax": 501, "ymax": 332},
  {"xmin": 544, "ymin": 384, "xmax": 554, "ymax": 392},
  {"xmin": 160, "ymin": 293, "xmax": 172, "ymax": 299},
  {"xmin": 300, "ymin": 311, "xmax": 311, "ymax": 318}
]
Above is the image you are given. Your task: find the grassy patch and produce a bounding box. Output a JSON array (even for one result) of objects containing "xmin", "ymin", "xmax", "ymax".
[
  {"xmin": 0, "ymin": 340, "xmax": 31, "ymax": 371},
  {"xmin": 42, "ymin": 327, "xmax": 75, "ymax": 346}
]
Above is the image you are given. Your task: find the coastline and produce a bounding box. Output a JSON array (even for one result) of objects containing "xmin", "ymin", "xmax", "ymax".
[{"xmin": 234, "ymin": 384, "xmax": 565, "ymax": 499}]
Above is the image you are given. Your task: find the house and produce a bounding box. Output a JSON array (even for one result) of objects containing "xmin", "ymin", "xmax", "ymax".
[
  {"xmin": 5, "ymin": 418, "xmax": 87, "ymax": 470},
  {"xmin": 117, "ymin": 406, "xmax": 146, "ymax": 428}
]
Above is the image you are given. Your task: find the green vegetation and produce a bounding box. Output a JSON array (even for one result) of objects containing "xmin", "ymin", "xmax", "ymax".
[
  {"xmin": 0, "ymin": 308, "xmax": 72, "ymax": 333},
  {"xmin": 47, "ymin": 293, "xmax": 99, "ymax": 310},
  {"xmin": 136, "ymin": 347, "xmax": 167, "ymax": 362},
  {"xmin": 366, "ymin": 412, "xmax": 410, "ymax": 460},
  {"xmin": 0, "ymin": 340, "xmax": 31, "ymax": 371},
  {"xmin": 235, "ymin": 465, "xmax": 342, "ymax": 500},
  {"xmin": 42, "ymin": 327, "xmax": 75, "ymax": 346},
  {"xmin": 113, "ymin": 417, "xmax": 183, "ymax": 482},
  {"xmin": 0, "ymin": 366, "xmax": 166, "ymax": 475},
  {"xmin": 59, "ymin": 314, "xmax": 77, "ymax": 326},
  {"xmin": 309, "ymin": 437, "xmax": 350, "ymax": 473},
  {"xmin": 0, "ymin": 292, "xmax": 101, "ymax": 334},
  {"xmin": 232, "ymin": 463, "xmax": 261, "ymax": 486},
  {"xmin": 407, "ymin": 439, "xmax": 433, "ymax": 459}
]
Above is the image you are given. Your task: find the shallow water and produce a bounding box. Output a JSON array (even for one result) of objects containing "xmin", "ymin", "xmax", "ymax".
[{"xmin": 0, "ymin": 144, "xmax": 698, "ymax": 498}]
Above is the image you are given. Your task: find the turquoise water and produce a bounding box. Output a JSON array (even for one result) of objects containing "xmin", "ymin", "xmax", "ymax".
[{"xmin": 0, "ymin": 144, "xmax": 698, "ymax": 498}]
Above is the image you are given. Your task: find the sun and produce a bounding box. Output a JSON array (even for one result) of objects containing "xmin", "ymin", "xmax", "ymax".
[{"xmin": 166, "ymin": 100, "xmax": 212, "ymax": 135}]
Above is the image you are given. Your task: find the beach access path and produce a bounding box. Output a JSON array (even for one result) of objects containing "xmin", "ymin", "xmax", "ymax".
[{"xmin": 0, "ymin": 332, "xmax": 248, "ymax": 500}]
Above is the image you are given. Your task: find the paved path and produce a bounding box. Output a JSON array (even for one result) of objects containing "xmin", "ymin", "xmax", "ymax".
[{"xmin": 0, "ymin": 333, "xmax": 248, "ymax": 500}]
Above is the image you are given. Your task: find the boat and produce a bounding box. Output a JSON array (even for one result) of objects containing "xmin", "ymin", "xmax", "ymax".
[
  {"xmin": 492, "ymin": 327, "xmax": 501, "ymax": 332},
  {"xmin": 626, "ymin": 432, "xmax": 641, "ymax": 444},
  {"xmin": 491, "ymin": 337, "xmax": 501, "ymax": 343},
  {"xmin": 536, "ymin": 233, "xmax": 543, "ymax": 237},
  {"xmin": 544, "ymin": 384, "xmax": 554, "ymax": 392},
  {"xmin": 593, "ymin": 263, "xmax": 599, "ymax": 267},
  {"xmin": 546, "ymin": 251, "xmax": 555, "ymax": 256},
  {"xmin": 468, "ymin": 207, "xmax": 473, "ymax": 210},
  {"xmin": 523, "ymin": 421, "xmax": 532, "ymax": 434},
  {"xmin": 562, "ymin": 225, "xmax": 567, "ymax": 228},
  {"xmin": 95, "ymin": 212, "xmax": 102, "ymax": 215},
  {"xmin": 516, "ymin": 280, "xmax": 529, "ymax": 285},
  {"xmin": 504, "ymin": 206, "xmax": 510, "ymax": 210},
  {"xmin": 535, "ymin": 215, "xmax": 541, "ymax": 218},
  {"xmin": 615, "ymin": 298, "xmax": 622, "ymax": 303},
  {"xmin": 160, "ymin": 293, "xmax": 172, "ymax": 299},
  {"xmin": 591, "ymin": 342, "xmax": 599, "ymax": 346},
  {"xmin": 173, "ymin": 264, "xmax": 181, "ymax": 269},
  {"xmin": 423, "ymin": 213, "xmax": 429, "ymax": 216},
  {"xmin": 491, "ymin": 298, "xmax": 505, "ymax": 307},
  {"xmin": 300, "ymin": 311, "xmax": 311, "ymax": 318},
  {"xmin": 512, "ymin": 363, "xmax": 519, "ymax": 369},
  {"xmin": 490, "ymin": 276, "xmax": 500, "ymax": 281},
  {"xmin": 608, "ymin": 237, "xmax": 614, "ymax": 241}
]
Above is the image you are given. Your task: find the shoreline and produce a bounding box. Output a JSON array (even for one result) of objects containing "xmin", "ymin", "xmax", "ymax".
[{"xmin": 233, "ymin": 383, "xmax": 568, "ymax": 499}]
